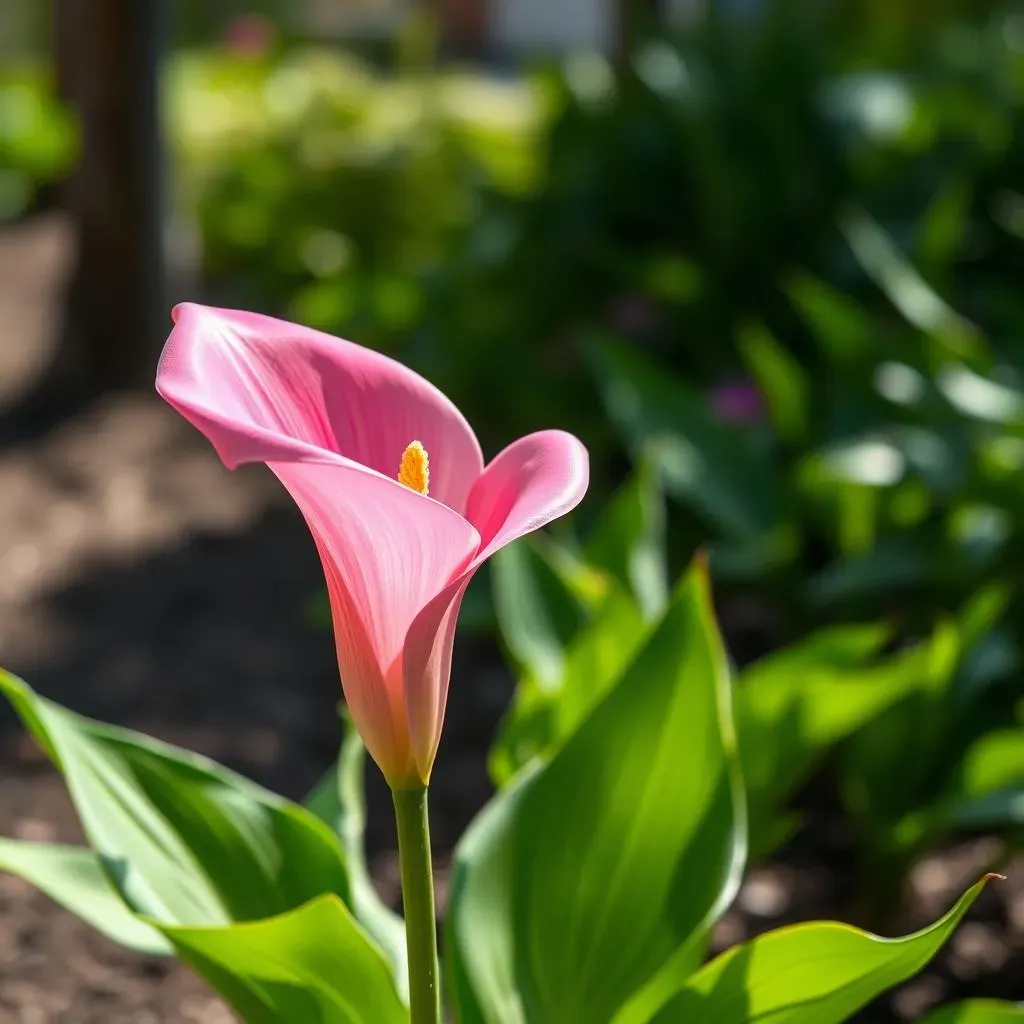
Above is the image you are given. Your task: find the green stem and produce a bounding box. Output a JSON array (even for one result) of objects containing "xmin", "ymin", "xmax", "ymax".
[{"xmin": 392, "ymin": 785, "xmax": 441, "ymax": 1024}]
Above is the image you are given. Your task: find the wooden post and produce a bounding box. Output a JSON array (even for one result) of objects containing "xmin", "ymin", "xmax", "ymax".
[
  {"xmin": 439, "ymin": 0, "xmax": 488, "ymax": 52},
  {"xmin": 53, "ymin": 0, "xmax": 165, "ymax": 395},
  {"xmin": 616, "ymin": 0, "xmax": 662, "ymax": 61}
]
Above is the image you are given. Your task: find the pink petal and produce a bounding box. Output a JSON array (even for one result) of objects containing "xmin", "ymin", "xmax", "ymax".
[
  {"xmin": 465, "ymin": 430, "xmax": 590, "ymax": 565},
  {"xmin": 157, "ymin": 303, "xmax": 485, "ymax": 514},
  {"xmin": 402, "ymin": 576, "xmax": 473, "ymax": 779},
  {"xmin": 271, "ymin": 460, "xmax": 479, "ymax": 782},
  {"xmin": 395, "ymin": 431, "xmax": 588, "ymax": 777},
  {"xmin": 157, "ymin": 303, "xmax": 592, "ymax": 785}
]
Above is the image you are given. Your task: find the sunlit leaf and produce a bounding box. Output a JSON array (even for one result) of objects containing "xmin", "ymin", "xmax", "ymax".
[
  {"xmin": 450, "ymin": 563, "xmax": 746, "ymax": 1023},
  {"xmin": 0, "ymin": 838, "xmax": 168, "ymax": 955},
  {"xmin": 920, "ymin": 1000, "xmax": 1024, "ymax": 1023},
  {"xmin": 584, "ymin": 460, "xmax": 668, "ymax": 621},
  {"xmin": 0, "ymin": 671, "xmax": 350, "ymax": 927},
  {"xmin": 490, "ymin": 586, "xmax": 650, "ymax": 787},
  {"xmin": 839, "ymin": 209, "xmax": 983, "ymax": 359},
  {"xmin": 305, "ymin": 715, "xmax": 408, "ymax": 999},
  {"xmin": 643, "ymin": 876, "xmax": 998, "ymax": 1023},
  {"xmin": 162, "ymin": 895, "xmax": 407, "ymax": 1024},
  {"xmin": 491, "ymin": 539, "xmax": 589, "ymax": 687}
]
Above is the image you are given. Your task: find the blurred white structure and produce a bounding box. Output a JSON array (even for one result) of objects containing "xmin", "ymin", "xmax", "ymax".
[
  {"xmin": 303, "ymin": 0, "xmax": 619, "ymax": 52},
  {"xmin": 304, "ymin": 0, "xmax": 407, "ymax": 38},
  {"xmin": 494, "ymin": 0, "xmax": 612, "ymax": 52}
]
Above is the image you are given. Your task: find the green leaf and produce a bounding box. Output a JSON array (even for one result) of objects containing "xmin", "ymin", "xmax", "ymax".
[
  {"xmin": 450, "ymin": 562, "xmax": 746, "ymax": 1024},
  {"xmin": 839, "ymin": 577, "xmax": 1007, "ymax": 850},
  {"xmin": 162, "ymin": 895, "xmax": 407, "ymax": 1024},
  {"xmin": 956, "ymin": 628, "xmax": 1018, "ymax": 706},
  {"xmin": 807, "ymin": 542, "xmax": 935, "ymax": 606},
  {"xmin": 914, "ymin": 178, "xmax": 971, "ymax": 276},
  {"xmin": 305, "ymin": 715, "xmax": 408, "ymax": 1000},
  {"xmin": 0, "ymin": 838, "xmax": 168, "ymax": 955},
  {"xmin": 489, "ymin": 587, "xmax": 649, "ymax": 787},
  {"xmin": 839, "ymin": 209, "xmax": 983, "ymax": 359},
  {"xmin": 583, "ymin": 461, "xmax": 668, "ymax": 621},
  {"xmin": 938, "ymin": 364, "xmax": 1024, "ymax": 426},
  {"xmin": 489, "ymin": 532, "xmax": 619, "ymax": 787},
  {"xmin": 735, "ymin": 622, "xmax": 923, "ymax": 856},
  {"xmin": 644, "ymin": 875, "xmax": 998, "ymax": 1023},
  {"xmin": 788, "ymin": 274, "xmax": 876, "ymax": 362},
  {"xmin": 840, "ymin": 620, "xmax": 961, "ymax": 834},
  {"xmin": 955, "ymin": 584, "xmax": 1012, "ymax": 661},
  {"xmin": 549, "ymin": 588, "xmax": 650, "ymax": 746},
  {"xmin": 936, "ymin": 728, "xmax": 1024, "ymax": 831},
  {"xmin": 920, "ymin": 1001, "xmax": 1024, "ymax": 1023},
  {"xmin": 0, "ymin": 671, "xmax": 350, "ymax": 928},
  {"xmin": 587, "ymin": 334, "xmax": 782, "ymax": 539},
  {"xmin": 738, "ymin": 322, "xmax": 808, "ymax": 441},
  {"xmin": 491, "ymin": 538, "xmax": 589, "ymax": 687},
  {"xmin": 487, "ymin": 674, "xmax": 555, "ymax": 789},
  {"xmin": 447, "ymin": 767, "xmax": 539, "ymax": 1024}
]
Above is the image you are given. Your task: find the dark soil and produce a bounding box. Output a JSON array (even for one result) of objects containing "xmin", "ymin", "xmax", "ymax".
[{"xmin": 0, "ymin": 216, "xmax": 1019, "ymax": 1022}]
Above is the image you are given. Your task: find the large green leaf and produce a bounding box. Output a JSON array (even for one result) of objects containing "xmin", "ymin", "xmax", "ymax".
[
  {"xmin": 491, "ymin": 538, "xmax": 590, "ymax": 687},
  {"xmin": 489, "ymin": 586, "xmax": 648, "ymax": 787},
  {"xmin": 305, "ymin": 715, "xmax": 408, "ymax": 999},
  {"xmin": 583, "ymin": 461, "xmax": 668, "ymax": 621},
  {"xmin": 0, "ymin": 671, "xmax": 350, "ymax": 927},
  {"xmin": 0, "ymin": 837, "xmax": 168, "ymax": 955},
  {"xmin": 921, "ymin": 1001, "xmax": 1024, "ymax": 1023},
  {"xmin": 487, "ymin": 672, "xmax": 555, "ymax": 789},
  {"xmin": 644, "ymin": 875, "xmax": 997, "ymax": 1023},
  {"xmin": 449, "ymin": 563, "xmax": 746, "ymax": 1024},
  {"xmin": 490, "ymin": 464, "xmax": 666, "ymax": 787},
  {"xmin": 447, "ymin": 767, "xmax": 540, "ymax": 1024},
  {"xmin": 587, "ymin": 335, "xmax": 782, "ymax": 539},
  {"xmin": 162, "ymin": 895, "xmax": 407, "ymax": 1024}
]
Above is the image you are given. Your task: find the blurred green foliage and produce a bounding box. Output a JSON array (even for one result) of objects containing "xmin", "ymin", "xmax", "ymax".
[
  {"xmin": 0, "ymin": 63, "xmax": 76, "ymax": 221},
  {"xmin": 167, "ymin": 46, "xmax": 552, "ymax": 454},
  {"xmin": 161, "ymin": 5, "xmax": 1024, "ymax": 504},
  {"xmin": 4, "ymin": 7, "xmax": 1024, "ymax": 862}
]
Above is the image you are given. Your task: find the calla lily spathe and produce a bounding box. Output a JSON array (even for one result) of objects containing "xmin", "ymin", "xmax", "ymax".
[{"xmin": 157, "ymin": 304, "xmax": 588, "ymax": 786}]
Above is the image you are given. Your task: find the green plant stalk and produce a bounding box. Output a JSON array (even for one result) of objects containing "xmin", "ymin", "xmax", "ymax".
[{"xmin": 392, "ymin": 785, "xmax": 440, "ymax": 1024}]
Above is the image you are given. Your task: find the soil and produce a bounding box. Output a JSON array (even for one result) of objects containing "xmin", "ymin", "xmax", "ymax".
[{"xmin": 0, "ymin": 215, "xmax": 1019, "ymax": 1022}]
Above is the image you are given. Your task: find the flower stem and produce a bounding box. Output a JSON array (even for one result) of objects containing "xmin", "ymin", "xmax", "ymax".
[{"xmin": 392, "ymin": 784, "xmax": 440, "ymax": 1024}]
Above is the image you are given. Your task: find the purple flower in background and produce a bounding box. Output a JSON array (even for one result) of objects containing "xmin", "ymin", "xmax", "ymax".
[{"xmin": 710, "ymin": 379, "xmax": 764, "ymax": 425}]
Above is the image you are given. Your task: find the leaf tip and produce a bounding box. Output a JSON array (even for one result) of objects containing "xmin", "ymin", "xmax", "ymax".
[{"xmin": 691, "ymin": 546, "xmax": 711, "ymax": 576}]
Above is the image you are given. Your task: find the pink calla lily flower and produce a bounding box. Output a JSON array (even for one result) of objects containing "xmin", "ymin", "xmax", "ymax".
[{"xmin": 157, "ymin": 304, "xmax": 588, "ymax": 786}]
